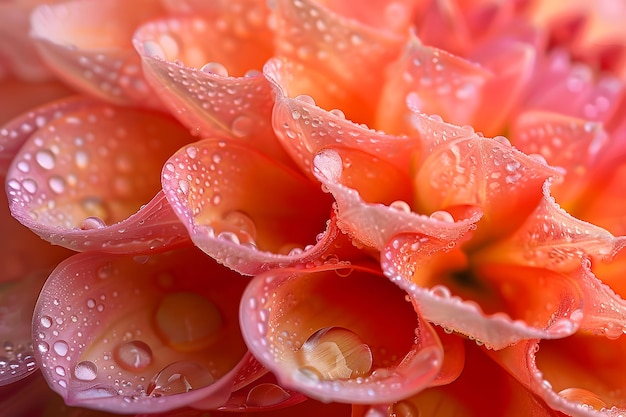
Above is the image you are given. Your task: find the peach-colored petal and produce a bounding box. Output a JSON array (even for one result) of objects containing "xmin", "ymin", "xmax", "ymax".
[
  {"xmin": 313, "ymin": 147, "xmax": 482, "ymax": 250},
  {"xmin": 30, "ymin": 0, "xmax": 164, "ymax": 107},
  {"xmin": 271, "ymin": 0, "xmax": 407, "ymax": 123},
  {"xmin": 410, "ymin": 109, "xmax": 561, "ymax": 244},
  {"xmin": 240, "ymin": 264, "xmax": 443, "ymax": 404},
  {"xmin": 33, "ymin": 247, "xmax": 253, "ymax": 413},
  {"xmin": 161, "ymin": 139, "xmax": 345, "ymax": 275},
  {"xmin": 578, "ymin": 162, "xmax": 626, "ymax": 237},
  {"xmin": 417, "ymin": 0, "xmax": 471, "ymax": 56},
  {"xmin": 6, "ymin": 97, "xmax": 194, "ymax": 253},
  {"xmin": 382, "ymin": 234, "xmax": 584, "ymax": 349},
  {"xmin": 266, "ymin": 56, "xmax": 419, "ymax": 177},
  {"xmin": 376, "ymin": 32, "xmax": 491, "ymax": 134}
]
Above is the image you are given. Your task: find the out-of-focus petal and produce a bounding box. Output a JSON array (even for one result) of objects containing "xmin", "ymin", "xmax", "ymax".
[
  {"xmin": 382, "ymin": 234, "xmax": 584, "ymax": 349},
  {"xmin": 240, "ymin": 264, "xmax": 443, "ymax": 404},
  {"xmin": 312, "ymin": 147, "xmax": 482, "ymax": 250},
  {"xmin": 6, "ymin": 98, "xmax": 194, "ymax": 253},
  {"xmin": 578, "ymin": 162, "xmax": 626, "ymax": 237},
  {"xmin": 162, "ymin": 139, "xmax": 346, "ymax": 275},
  {"xmin": 30, "ymin": 0, "xmax": 164, "ymax": 107},
  {"xmin": 410, "ymin": 110, "xmax": 561, "ymax": 245},
  {"xmin": 33, "ymin": 247, "xmax": 252, "ymax": 413},
  {"xmin": 271, "ymin": 0, "xmax": 409, "ymax": 123},
  {"xmin": 417, "ymin": 0, "xmax": 470, "ymax": 55}
]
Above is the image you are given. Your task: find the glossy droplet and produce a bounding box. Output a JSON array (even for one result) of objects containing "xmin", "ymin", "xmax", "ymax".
[
  {"xmin": 155, "ymin": 292, "xmax": 222, "ymax": 352},
  {"xmin": 222, "ymin": 211, "xmax": 257, "ymax": 242},
  {"xmin": 390, "ymin": 200, "xmax": 411, "ymax": 213},
  {"xmin": 81, "ymin": 197, "xmax": 108, "ymax": 219},
  {"xmin": 246, "ymin": 383, "xmax": 291, "ymax": 407},
  {"xmin": 48, "ymin": 176, "xmax": 66, "ymax": 194},
  {"xmin": 147, "ymin": 361, "xmax": 215, "ymax": 397},
  {"xmin": 390, "ymin": 401, "xmax": 420, "ymax": 417},
  {"xmin": 80, "ymin": 216, "xmax": 106, "ymax": 230},
  {"xmin": 40, "ymin": 316, "xmax": 53, "ymax": 329},
  {"xmin": 35, "ymin": 149, "xmax": 56, "ymax": 170},
  {"xmin": 74, "ymin": 361, "xmax": 98, "ymax": 381},
  {"xmin": 296, "ymin": 327, "xmax": 373, "ymax": 380},
  {"xmin": 429, "ymin": 211, "xmax": 454, "ymax": 223},
  {"xmin": 231, "ymin": 115, "xmax": 253, "ymax": 138},
  {"xmin": 53, "ymin": 341, "xmax": 69, "ymax": 357},
  {"xmin": 558, "ymin": 388, "xmax": 606, "ymax": 410},
  {"xmin": 115, "ymin": 340, "xmax": 153, "ymax": 371},
  {"xmin": 200, "ymin": 62, "xmax": 229, "ymax": 77}
]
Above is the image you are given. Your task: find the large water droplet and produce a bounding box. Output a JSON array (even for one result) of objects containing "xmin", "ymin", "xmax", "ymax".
[
  {"xmin": 155, "ymin": 292, "xmax": 222, "ymax": 352},
  {"xmin": 48, "ymin": 176, "xmax": 66, "ymax": 194},
  {"xmin": 200, "ymin": 62, "xmax": 229, "ymax": 77},
  {"xmin": 53, "ymin": 341, "xmax": 69, "ymax": 357},
  {"xmin": 558, "ymin": 388, "xmax": 606, "ymax": 410},
  {"xmin": 115, "ymin": 340, "xmax": 153, "ymax": 371},
  {"xmin": 147, "ymin": 361, "xmax": 215, "ymax": 397},
  {"xmin": 296, "ymin": 327, "xmax": 373, "ymax": 380},
  {"xmin": 74, "ymin": 361, "xmax": 98, "ymax": 381},
  {"xmin": 231, "ymin": 115, "xmax": 253, "ymax": 138},
  {"xmin": 245, "ymin": 383, "xmax": 291, "ymax": 407},
  {"xmin": 35, "ymin": 149, "xmax": 56, "ymax": 170}
]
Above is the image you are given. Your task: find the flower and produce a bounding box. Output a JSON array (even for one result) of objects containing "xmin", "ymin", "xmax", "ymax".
[{"xmin": 2, "ymin": 0, "xmax": 626, "ymax": 416}]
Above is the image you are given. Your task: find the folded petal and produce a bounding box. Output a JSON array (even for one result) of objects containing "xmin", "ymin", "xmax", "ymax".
[
  {"xmin": 382, "ymin": 234, "xmax": 584, "ymax": 349},
  {"xmin": 6, "ymin": 98, "xmax": 195, "ymax": 253},
  {"xmin": 240, "ymin": 264, "xmax": 443, "ymax": 404},
  {"xmin": 312, "ymin": 148, "xmax": 482, "ymax": 250},
  {"xmin": 161, "ymin": 139, "xmax": 344, "ymax": 274},
  {"xmin": 30, "ymin": 0, "xmax": 164, "ymax": 106},
  {"xmin": 33, "ymin": 247, "xmax": 252, "ymax": 413}
]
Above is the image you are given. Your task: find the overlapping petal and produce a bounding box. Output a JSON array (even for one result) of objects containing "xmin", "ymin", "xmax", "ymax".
[
  {"xmin": 240, "ymin": 263, "xmax": 444, "ymax": 404},
  {"xmin": 33, "ymin": 247, "xmax": 255, "ymax": 413},
  {"xmin": 6, "ymin": 97, "xmax": 194, "ymax": 253}
]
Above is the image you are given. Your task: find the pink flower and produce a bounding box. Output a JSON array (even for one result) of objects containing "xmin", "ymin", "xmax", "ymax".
[{"xmin": 2, "ymin": 0, "xmax": 626, "ymax": 416}]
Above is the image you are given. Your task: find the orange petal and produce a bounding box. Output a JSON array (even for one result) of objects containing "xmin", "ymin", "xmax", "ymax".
[
  {"xmin": 161, "ymin": 139, "xmax": 341, "ymax": 274},
  {"xmin": 271, "ymin": 0, "xmax": 407, "ymax": 123},
  {"xmin": 417, "ymin": 0, "xmax": 471, "ymax": 56},
  {"xmin": 33, "ymin": 247, "xmax": 252, "ymax": 413},
  {"xmin": 313, "ymin": 148, "xmax": 481, "ymax": 250},
  {"xmin": 240, "ymin": 264, "xmax": 443, "ymax": 404},
  {"xmin": 30, "ymin": 0, "xmax": 164, "ymax": 106},
  {"xmin": 578, "ymin": 162, "xmax": 626, "ymax": 237},
  {"xmin": 6, "ymin": 97, "xmax": 194, "ymax": 253},
  {"xmin": 382, "ymin": 234, "xmax": 584, "ymax": 349}
]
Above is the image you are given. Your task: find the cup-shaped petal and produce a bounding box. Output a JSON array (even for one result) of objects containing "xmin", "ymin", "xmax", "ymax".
[
  {"xmin": 33, "ymin": 247, "xmax": 251, "ymax": 413},
  {"xmin": 240, "ymin": 264, "xmax": 443, "ymax": 403}
]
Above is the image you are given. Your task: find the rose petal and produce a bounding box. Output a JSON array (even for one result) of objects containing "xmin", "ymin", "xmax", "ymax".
[
  {"xmin": 410, "ymin": 109, "xmax": 562, "ymax": 245},
  {"xmin": 312, "ymin": 148, "xmax": 482, "ymax": 250},
  {"xmin": 218, "ymin": 372, "xmax": 306, "ymax": 411},
  {"xmin": 382, "ymin": 234, "xmax": 584, "ymax": 349},
  {"xmin": 376, "ymin": 32, "xmax": 491, "ymax": 134},
  {"xmin": 30, "ymin": 0, "xmax": 163, "ymax": 106},
  {"xmin": 161, "ymin": 139, "xmax": 344, "ymax": 275},
  {"xmin": 417, "ymin": 0, "xmax": 471, "ymax": 55},
  {"xmin": 240, "ymin": 264, "xmax": 443, "ymax": 404},
  {"xmin": 6, "ymin": 98, "xmax": 194, "ymax": 253},
  {"xmin": 271, "ymin": 0, "xmax": 407, "ymax": 123},
  {"xmin": 33, "ymin": 247, "xmax": 251, "ymax": 413},
  {"xmin": 578, "ymin": 162, "xmax": 626, "ymax": 237},
  {"xmin": 266, "ymin": 56, "xmax": 419, "ymax": 177}
]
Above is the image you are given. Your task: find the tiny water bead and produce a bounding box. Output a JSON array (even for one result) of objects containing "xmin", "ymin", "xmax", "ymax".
[
  {"xmin": 558, "ymin": 387, "xmax": 607, "ymax": 410},
  {"xmin": 147, "ymin": 361, "xmax": 215, "ymax": 397},
  {"xmin": 115, "ymin": 340, "xmax": 153, "ymax": 371},
  {"xmin": 155, "ymin": 292, "xmax": 222, "ymax": 352},
  {"xmin": 296, "ymin": 327, "xmax": 373, "ymax": 380}
]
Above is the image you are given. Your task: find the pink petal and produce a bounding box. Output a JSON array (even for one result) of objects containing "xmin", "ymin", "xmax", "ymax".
[
  {"xmin": 410, "ymin": 110, "xmax": 562, "ymax": 245},
  {"xmin": 382, "ymin": 234, "xmax": 584, "ymax": 349},
  {"xmin": 6, "ymin": 98, "xmax": 195, "ymax": 253},
  {"xmin": 266, "ymin": 57, "xmax": 419, "ymax": 177},
  {"xmin": 271, "ymin": 0, "xmax": 407, "ymax": 123},
  {"xmin": 240, "ymin": 264, "xmax": 443, "ymax": 404},
  {"xmin": 33, "ymin": 247, "xmax": 252, "ymax": 413},
  {"xmin": 312, "ymin": 148, "xmax": 482, "ymax": 250},
  {"xmin": 30, "ymin": 0, "xmax": 164, "ymax": 107},
  {"xmin": 417, "ymin": 0, "xmax": 471, "ymax": 55},
  {"xmin": 218, "ymin": 372, "xmax": 306, "ymax": 411},
  {"xmin": 161, "ymin": 139, "xmax": 345, "ymax": 275},
  {"xmin": 376, "ymin": 32, "xmax": 491, "ymax": 134}
]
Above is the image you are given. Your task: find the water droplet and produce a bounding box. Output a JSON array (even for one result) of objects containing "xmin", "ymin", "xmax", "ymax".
[
  {"xmin": 74, "ymin": 385, "xmax": 118, "ymax": 399},
  {"xmin": 81, "ymin": 197, "xmax": 108, "ymax": 220},
  {"xmin": 295, "ymin": 95, "xmax": 315, "ymax": 105},
  {"xmin": 40, "ymin": 316, "xmax": 53, "ymax": 329},
  {"xmin": 231, "ymin": 115, "xmax": 253, "ymax": 138},
  {"xmin": 200, "ymin": 62, "xmax": 229, "ymax": 77},
  {"xmin": 115, "ymin": 340, "xmax": 153, "ymax": 371},
  {"xmin": 22, "ymin": 178, "xmax": 37, "ymax": 194},
  {"xmin": 246, "ymin": 383, "xmax": 291, "ymax": 407},
  {"xmin": 558, "ymin": 388, "xmax": 606, "ymax": 410},
  {"xmin": 389, "ymin": 200, "xmax": 411, "ymax": 213},
  {"xmin": 390, "ymin": 400, "xmax": 420, "ymax": 417},
  {"xmin": 55, "ymin": 365, "xmax": 66, "ymax": 376},
  {"xmin": 155, "ymin": 292, "xmax": 222, "ymax": 352},
  {"xmin": 48, "ymin": 176, "xmax": 66, "ymax": 194},
  {"xmin": 74, "ymin": 361, "xmax": 98, "ymax": 381},
  {"xmin": 296, "ymin": 327, "xmax": 372, "ymax": 380},
  {"xmin": 143, "ymin": 41, "xmax": 166, "ymax": 59},
  {"xmin": 185, "ymin": 146, "xmax": 198, "ymax": 159},
  {"xmin": 429, "ymin": 211, "xmax": 454, "ymax": 223},
  {"xmin": 147, "ymin": 361, "xmax": 215, "ymax": 396},
  {"xmin": 75, "ymin": 150, "xmax": 89, "ymax": 169},
  {"xmin": 37, "ymin": 342, "xmax": 50, "ymax": 353},
  {"xmin": 35, "ymin": 149, "xmax": 56, "ymax": 170},
  {"xmin": 80, "ymin": 216, "xmax": 106, "ymax": 230},
  {"xmin": 53, "ymin": 341, "xmax": 69, "ymax": 357}
]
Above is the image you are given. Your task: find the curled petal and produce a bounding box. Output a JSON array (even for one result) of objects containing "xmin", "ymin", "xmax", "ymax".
[
  {"xmin": 240, "ymin": 264, "xmax": 443, "ymax": 404},
  {"xmin": 490, "ymin": 180, "xmax": 626, "ymax": 272},
  {"xmin": 376, "ymin": 32, "xmax": 491, "ymax": 134},
  {"xmin": 271, "ymin": 0, "xmax": 407, "ymax": 123},
  {"xmin": 266, "ymin": 57, "xmax": 418, "ymax": 176},
  {"xmin": 161, "ymin": 139, "xmax": 341, "ymax": 275},
  {"xmin": 30, "ymin": 0, "xmax": 163, "ymax": 106},
  {"xmin": 383, "ymin": 234, "xmax": 584, "ymax": 349},
  {"xmin": 33, "ymin": 247, "xmax": 251, "ymax": 413},
  {"xmin": 313, "ymin": 148, "xmax": 481, "ymax": 250},
  {"xmin": 410, "ymin": 109, "xmax": 562, "ymax": 244},
  {"xmin": 219, "ymin": 372, "xmax": 306, "ymax": 411},
  {"xmin": 6, "ymin": 98, "xmax": 194, "ymax": 253}
]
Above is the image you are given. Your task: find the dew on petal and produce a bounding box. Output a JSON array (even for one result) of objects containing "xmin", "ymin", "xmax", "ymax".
[
  {"xmin": 245, "ymin": 383, "xmax": 291, "ymax": 407},
  {"xmin": 53, "ymin": 341, "xmax": 69, "ymax": 357},
  {"xmin": 74, "ymin": 361, "xmax": 98, "ymax": 381},
  {"xmin": 147, "ymin": 361, "xmax": 215, "ymax": 397},
  {"xmin": 296, "ymin": 327, "xmax": 373, "ymax": 380},
  {"xmin": 558, "ymin": 388, "xmax": 606, "ymax": 410},
  {"xmin": 231, "ymin": 115, "xmax": 254, "ymax": 138},
  {"xmin": 115, "ymin": 340, "xmax": 153, "ymax": 371},
  {"xmin": 390, "ymin": 400, "xmax": 420, "ymax": 417},
  {"xmin": 35, "ymin": 149, "xmax": 56, "ymax": 170},
  {"xmin": 154, "ymin": 292, "xmax": 222, "ymax": 352},
  {"xmin": 200, "ymin": 62, "xmax": 229, "ymax": 77}
]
